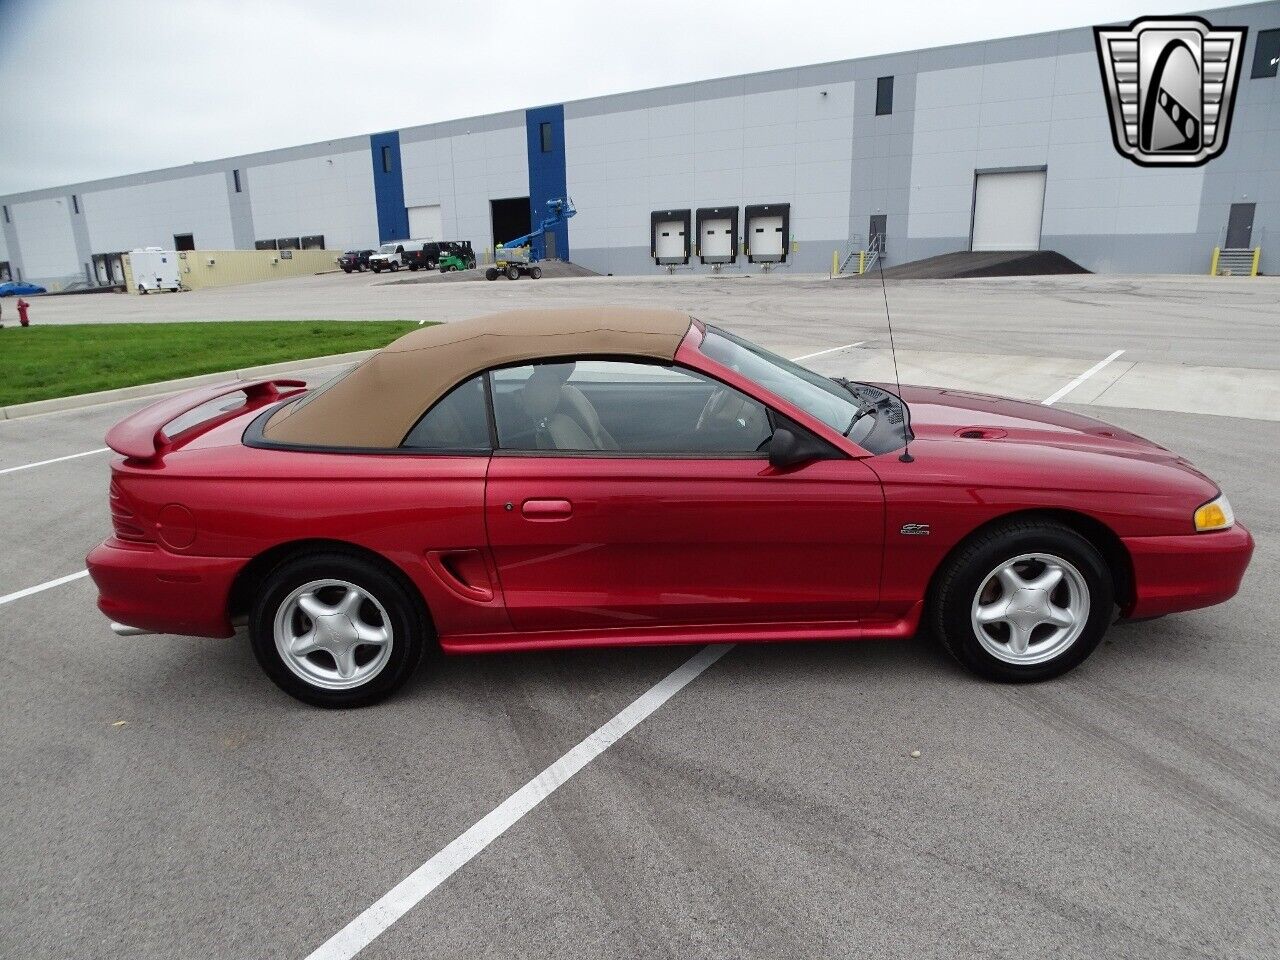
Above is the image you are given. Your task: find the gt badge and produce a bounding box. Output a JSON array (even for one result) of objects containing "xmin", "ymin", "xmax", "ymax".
[
  {"xmin": 1094, "ymin": 16, "xmax": 1247, "ymax": 168},
  {"xmin": 900, "ymin": 523, "xmax": 931, "ymax": 537}
]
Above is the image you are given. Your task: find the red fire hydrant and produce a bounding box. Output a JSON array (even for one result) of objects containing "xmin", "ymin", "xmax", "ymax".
[{"xmin": 17, "ymin": 298, "xmax": 30, "ymax": 327}]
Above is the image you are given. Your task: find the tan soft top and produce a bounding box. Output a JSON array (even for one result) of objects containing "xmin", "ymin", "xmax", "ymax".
[{"xmin": 262, "ymin": 307, "xmax": 693, "ymax": 448}]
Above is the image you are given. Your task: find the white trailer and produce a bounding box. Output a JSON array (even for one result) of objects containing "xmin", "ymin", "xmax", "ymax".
[{"xmin": 130, "ymin": 248, "xmax": 182, "ymax": 293}]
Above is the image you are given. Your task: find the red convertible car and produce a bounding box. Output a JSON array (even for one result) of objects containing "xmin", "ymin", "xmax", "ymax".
[{"xmin": 88, "ymin": 308, "xmax": 1253, "ymax": 707}]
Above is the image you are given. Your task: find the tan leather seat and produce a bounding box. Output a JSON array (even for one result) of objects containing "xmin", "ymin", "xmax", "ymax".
[{"xmin": 520, "ymin": 364, "xmax": 618, "ymax": 451}]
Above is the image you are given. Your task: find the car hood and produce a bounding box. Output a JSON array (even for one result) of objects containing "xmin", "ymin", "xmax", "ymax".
[{"xmin": 896, "ymin": 384, "xmax": 1207, "ymax": 473}]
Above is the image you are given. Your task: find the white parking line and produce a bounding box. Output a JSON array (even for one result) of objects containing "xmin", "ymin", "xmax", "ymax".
[
  {"xmin": 0, "ymin": 447, "xmax": 110, "ymax": 476},
  {"xmin": 1041, "ymin": 350, "xmax": 1125, "ymax": 406},
  {"xmin": 0, "ymin": 570, "xmax": 90, "ymax": 607},
  {"xmin": 790, "ymin": 341, "xmax": 866, "ymax": 362},
  {"xmin": 304, "ymin": 642, "xmax": 733, "ymax": 960}
]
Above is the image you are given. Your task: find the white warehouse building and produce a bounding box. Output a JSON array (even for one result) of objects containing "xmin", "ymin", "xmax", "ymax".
[{"xmin": 1, "ymin": 1, "xmax": 1278, "ymax": 289}]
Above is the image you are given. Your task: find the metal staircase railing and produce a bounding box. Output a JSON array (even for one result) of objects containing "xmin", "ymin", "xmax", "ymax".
[
  {"xmin": 832, "ymin": 234, "xmax": 884, "ymax": 276},
  {"xmin": 1210, "ymin": 246, "xmax": 1262, "ymax": 277}
]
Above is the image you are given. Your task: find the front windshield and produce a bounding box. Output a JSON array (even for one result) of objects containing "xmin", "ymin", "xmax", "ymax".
[
  {"xmin": 700, "ymin": 326, "xmax": 861, "ymax": 433},
  {"xmin": 377, "ymin": 243, "xmax": 397, "ymax": 253}
]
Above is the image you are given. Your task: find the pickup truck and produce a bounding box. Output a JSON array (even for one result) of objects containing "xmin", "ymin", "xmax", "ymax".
[{"xmin": 368, "ymin": 243, "xmax": 405, "ymax": 273}]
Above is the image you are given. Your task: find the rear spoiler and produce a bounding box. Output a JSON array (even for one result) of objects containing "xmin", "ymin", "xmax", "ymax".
[{"xmin": 105, "ymin": 378, "xmax": 305, "ymax": 461}]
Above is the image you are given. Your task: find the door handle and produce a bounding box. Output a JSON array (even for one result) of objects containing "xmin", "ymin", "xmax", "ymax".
[{"xmin": 521, "ymin": 498, "xmax": 573, "ymax": 520}]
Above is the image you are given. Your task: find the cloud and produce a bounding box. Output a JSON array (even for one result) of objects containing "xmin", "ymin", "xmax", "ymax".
[{"xmin": 0, "ymin": 0, "xmax": 1242, "ymax": 193}]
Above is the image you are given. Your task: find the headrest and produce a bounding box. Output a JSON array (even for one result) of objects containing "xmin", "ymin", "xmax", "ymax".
[{"xmin": 521, "ymin": 363, "xmax": 574, "ymax": 420}]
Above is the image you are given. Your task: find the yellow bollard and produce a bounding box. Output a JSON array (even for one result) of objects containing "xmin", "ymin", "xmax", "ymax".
[
  {"xmin": 1210, "ymin": 246, "xmax": 1220, "ymax": 276},
  {"xmin": 858, "ymin": 250, "xmax": 866, "ymax": 275},
  {"xmin": 1251, "ymin": 247, "xmax": 1262, "ymax": 277},
  {"xmin": 832, "ymin": 250, "xmax": 839, "ymax": 277}
]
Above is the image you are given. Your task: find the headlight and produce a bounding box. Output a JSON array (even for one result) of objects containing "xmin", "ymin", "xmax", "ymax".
[{"xmin": 1194, "ymin": 493, "xmax": 1235, "ymax": 532}]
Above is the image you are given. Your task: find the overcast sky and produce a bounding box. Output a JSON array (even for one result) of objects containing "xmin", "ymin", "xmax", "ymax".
[{"xmin": 0, "ymin": 0, "xmax": 1243, "ymax": 193}]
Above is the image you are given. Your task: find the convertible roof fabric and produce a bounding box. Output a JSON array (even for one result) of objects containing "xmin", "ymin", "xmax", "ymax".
[{"xmin": 262, "ymin": 307, "xmax": 693, "ymax": 448}]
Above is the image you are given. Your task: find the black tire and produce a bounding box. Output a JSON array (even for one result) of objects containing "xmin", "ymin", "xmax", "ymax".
[
  {"xmin": 249, "ymin": 551, "xmax": 428, "ymax": 708},
  {"xmin": 409, "ymin": 263, "xmax": 419, "ymax": 271},
  {"xmin": 485, "ymin": 267, "xmax": 498, "ymax": 281},
  {"xmin": 506, "ymin": 265, "xmax": 520, "ymax": 280},
  {"xmin": 372, "ymin": 265, "xmax": 382, "ymax": 273},
  {"xmin": 929, "ymin": 520, "xmax": 1114, "ymax": 682},
  {"xmin": 529, "ymin": 266, "xmax": 542, "ymax": 280},
  {"xmin": 390, "ymin": 262, "xmax": 399, "ymax": 272},
  {"xmin": 342, "ymin": 267, "xmax": 353, "ymax": 274}
]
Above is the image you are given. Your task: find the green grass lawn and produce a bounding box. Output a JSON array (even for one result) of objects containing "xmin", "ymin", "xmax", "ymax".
[{"xmin": 0, "ymin": 320, "xmax": 425, "ymax": 406}]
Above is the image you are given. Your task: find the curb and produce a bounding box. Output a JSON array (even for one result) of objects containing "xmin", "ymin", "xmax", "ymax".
[{"xmin": 1, "ymin": 349, "xmax": 376, "ymax": 421}]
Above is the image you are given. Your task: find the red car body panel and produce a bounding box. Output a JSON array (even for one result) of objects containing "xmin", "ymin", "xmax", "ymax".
[{"xmin": 87, "ymin": 324, "xmax": 1254, "ymax": 651}]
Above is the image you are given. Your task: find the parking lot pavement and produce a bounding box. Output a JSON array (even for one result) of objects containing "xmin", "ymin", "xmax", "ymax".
[
  {"xmin": 22, "ymin": 271, "xmax": 1280, "ymax": 370},
  {"xmin": 1, "ymin": 323, "xmax": 1278, "ymax": 958}
]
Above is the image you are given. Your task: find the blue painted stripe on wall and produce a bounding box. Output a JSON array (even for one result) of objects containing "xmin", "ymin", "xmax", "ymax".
[
  {"xmin": 525, "ymin": 105, "xmax": 569, "ymax": 261},
  {"xmin": 370, "ymin": 131, "xmax": 409, "ymax": 243}
]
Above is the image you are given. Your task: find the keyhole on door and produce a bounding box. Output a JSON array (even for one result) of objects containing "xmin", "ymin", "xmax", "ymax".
[{"xmin": 504, "ymin": 502, "xmax": 514, "ymax": 511}]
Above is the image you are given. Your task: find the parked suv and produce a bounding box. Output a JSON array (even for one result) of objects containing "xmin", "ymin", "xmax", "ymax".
[
  {"xmin": 368, "ymin": 243, "xmax": 405, "ymax": 273},
  {"xmin": 337, "ymin": 249, "xmax": 374, "ymax": 273}
]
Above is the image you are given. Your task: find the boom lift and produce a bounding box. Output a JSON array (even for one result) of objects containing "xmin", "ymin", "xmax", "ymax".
[{"xmin": 486, "ymin": 197, "xmax": 576, "ymax": 281}]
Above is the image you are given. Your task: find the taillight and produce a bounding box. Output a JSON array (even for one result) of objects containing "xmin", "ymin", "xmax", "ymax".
[{"xmin": 110, "ymin": 478, "xmax": 151, "ymax": 542}]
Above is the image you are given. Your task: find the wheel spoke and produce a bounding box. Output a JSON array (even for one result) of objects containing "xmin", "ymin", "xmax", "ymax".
[
  {"xmin": 335, "ymin": 586, "xmax": 363, "ymax": 618},
  {"xmin": 976, "ymin": 601, "xmax": 1010, "ymax": 625},
  {"xmin": 1008, "ymin": 620, "xmax": 1032, "ymax": 656},
  {"xmin": 996, "ymin": 565, "xmax": 1026, "ymax": 595},
  {"xmin": 289, "ymin": 627, "xmax": 320, "ymax": 656},
  {"xmin": 353, "ymin": 621, "xmax": 389, "ymax": 646},
  {"xmin": 1043, "ymin": 604, "xmax": 1076, "ymax": 629},
  {"xmin": 297, "ymin": 591, "xmax": 332, "ymax": 620},
  {"xmin": 1027, "ymin": 564, "xmax": 1064, "ymax": 594},
  {"xmin": 333, "ymin": 645, "xmax": 359, "ymax": 680}
]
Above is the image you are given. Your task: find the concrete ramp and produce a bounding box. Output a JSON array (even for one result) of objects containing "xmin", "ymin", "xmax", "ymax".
[{"xmin": 854, "ymin": 250, "xmax": 1090, "ymax": 280}]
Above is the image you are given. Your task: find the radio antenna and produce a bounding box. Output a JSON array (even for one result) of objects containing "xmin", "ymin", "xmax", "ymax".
[{"xmin": 874, "ymin": 241, "xmax": 914, "ymax": 463}]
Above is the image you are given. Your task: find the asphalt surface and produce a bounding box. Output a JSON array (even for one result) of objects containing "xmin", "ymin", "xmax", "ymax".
[{"xmin": 1, "ymin": 280, "xmax": 1277, "ymax": 959}]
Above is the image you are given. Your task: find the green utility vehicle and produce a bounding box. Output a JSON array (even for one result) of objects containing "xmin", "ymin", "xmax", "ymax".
[{"xmin": 437, "ymin": 251, "xmax": 470, "ymax": 272}]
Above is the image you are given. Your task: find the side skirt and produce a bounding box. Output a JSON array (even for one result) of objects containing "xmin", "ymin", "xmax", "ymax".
[{"xmin": 438, "ymin": 601, "xmax": 925, "ymax": 654}]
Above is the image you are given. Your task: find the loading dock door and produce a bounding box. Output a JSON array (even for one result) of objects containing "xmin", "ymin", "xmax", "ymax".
[
  {"xmin": 654, "ymin": 221, "xmax": 686, "ymax": 261},
  {"xmin": 971, "ymin": 170, "xmax": 1046, "ymax": 251},
  {"xmin": 749, "ymin": 215, "xmax": 784, "ymax": 259},
  {"xmin": 701, "ymin": 219, "xmax": 733, "ymax": 260},
  {"xmin": 408, "ymin": 204, "xmax": 443, "ymax": 240}
]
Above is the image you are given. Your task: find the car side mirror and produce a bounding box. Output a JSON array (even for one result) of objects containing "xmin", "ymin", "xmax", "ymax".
[{"xmin": 768, "ymin": 426, "xmax": 828, "ymax": 469}]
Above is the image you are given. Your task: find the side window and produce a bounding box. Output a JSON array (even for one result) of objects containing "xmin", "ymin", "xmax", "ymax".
[
  {"xmin": 490, "ymin": 359, "xmax": 772, "ymax": 455},
  {"xmin": 402, "ymin": 374, "xmax": 490, "ymax": 452}
]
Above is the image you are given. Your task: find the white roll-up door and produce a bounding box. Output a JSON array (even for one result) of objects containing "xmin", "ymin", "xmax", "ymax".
[
  {"xmin": 654, "ymin": 221, "xmax": 686, "ymax": 260},
  {"xmin": 408, "ymin": 204, "xmax": 443, "ymax": 240},
  {"xmin": 971, "ymin": 170, "xmax": 1046, "ymax": 252},
  {"xmin": 748, "ymin": 215, "xmax": 784, "ymax": 258},
  {"xmin": 700, "ymin": 219, "xmax": 732, "ymax": 259}
]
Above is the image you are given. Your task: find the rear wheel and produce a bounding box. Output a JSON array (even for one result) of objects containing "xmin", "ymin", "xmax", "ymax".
[
  {"xmin": 930, "ymin": 520, "xmax": 1113, "ymax": 682},
  {"xmin": 506, "ymin": 265, "xmax": 520, "ymax": 280},
  {"xmin": 485, "ymin": 267, "xmax": 498, "ymax": 281},
  {"xmin": 249, "ymin": 552, "xmax": 427, "ymax": 708}
]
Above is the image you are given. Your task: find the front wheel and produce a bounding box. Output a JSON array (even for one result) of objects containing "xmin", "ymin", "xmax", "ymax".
[
  {"xmin": 249, "ymin": 552, "xmax": 427, "ymax": 708},
  {"xmin": 342, "ymin": 267, "xmax": 353, "ymax": 274},
  {"xmin": 390, "ymin": 263, "xmax": 399, "ymax": 272},
  {"xmin": 506, "ymin": 265, "xmax": 520, "ymax": 280},
  {"xmin": 371, "ymin": 265, "xmax": 382, "ymax": 273},
  {"xmin": 529, "ymin": 265, "xmax": 542, "ymax": 280},
  {"xmin": 929, "ymin": 520, "xmax": 1113, "ymax": 682},
  {"xmin": 485, "ymin": 267, "xmax": 498, "ymax": 281}
]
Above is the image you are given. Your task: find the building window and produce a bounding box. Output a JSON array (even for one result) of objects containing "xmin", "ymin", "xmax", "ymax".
[
  {"xmin": 71, "ymin": 194, "xmax": 79, "ymax": 214},
  {"xmin": 540, "ymin": 121, "xmax": 553, "ymax": 153},
  {"xmin": 1253, "ymin": 28, "xmax": 1280, "ymax": 79},
  {"xmin": 382, "ymin": 145, "xmax": 393, "ymax": 173},
  {"xmin": 876, "ymin": 76, "xmax": 894, "ymax": 115},
  {"xmin": 233, "ymin": 169, "xmax": 242, "ymax": 193}
]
